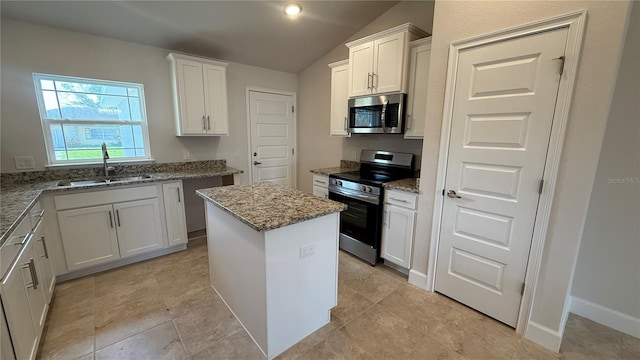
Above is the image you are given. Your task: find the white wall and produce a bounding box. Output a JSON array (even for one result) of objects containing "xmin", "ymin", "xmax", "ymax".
[
  {"xmin": 411, "ymin": 0, "xmax": 632, "ymax": 350},
  {"xmin": 571, "ymin": 0, "xmax": 640, "ymax": 322},
  {"xmin": 0, "ymin": 19, "xmax": 298, "ymax": 186},
  {"xmin": 297, "ymin": 1, "xmax": 435, "ymax": 193}
]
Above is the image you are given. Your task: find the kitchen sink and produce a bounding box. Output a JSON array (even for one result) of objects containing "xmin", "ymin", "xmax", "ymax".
[{"xmin": 57, "ymin": 174, "xmax": 153, "ymax": 187}]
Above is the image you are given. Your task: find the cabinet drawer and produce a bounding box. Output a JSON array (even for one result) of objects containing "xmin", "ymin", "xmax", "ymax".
[
  {"xmin": 313, "ymin": 185, "xmax": 329, "ymax": 199},
  {"xmin": 384, "ymin": 190, "xmax": 417, "ymax": 210},
  {"xmin": 0, "ymin": 216, "xmax": 32, "ymax": 278},
  {"xmin": 312, "ymin": 174, "xmax": 329, "ymax": 188},
  {"xmin": 54, "ymin": 185, "xmax": 158, "ymax": 210}
]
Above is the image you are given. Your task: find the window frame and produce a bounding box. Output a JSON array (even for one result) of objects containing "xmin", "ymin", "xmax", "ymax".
[{"xmin": 33, "ymin": 73, "xmax": 153, "ymax": 166}]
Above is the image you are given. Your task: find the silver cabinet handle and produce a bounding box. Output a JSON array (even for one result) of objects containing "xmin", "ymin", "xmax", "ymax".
[
  {"xmin": 108, "ymin": 211, "xmax": 114, "ymax": 228},
  {"xmin": 13, "ymin": 235, "xmax": 27, "ymax": 246},
  {"xmin": 253, "ymin": 161, "xmax": 262, "ymax": 166},
  {"xmin": 314, "ymin": 179, "xmax": 327, "ymax": 184},
  {"xmin": 207, "ymin": 115, "xmax": 211, "ymax": 130},
  {"xmin": 116, "ymin": 209, "xmax": 121, "ymax": 227},
  {"xmin": 32, "ymin": 209, "xmax": 45, "ymax": 218},
  {"xmin": 367, "ymin": 73, "xmax": 371, "ymax": 89},
  {"xmin": 202, "ymin": 115, "xmax": 206, "ymax": 131},
  {"xmin": 406, "ymin": 114, "xmax": 411, "ymax": 130},
  {"xmin": 39, "ymin": 236, "xmax": 49, "ymax": 259},
  {"xmin": 177, "ymin": 187, "xmax": 181, "ymax": 203},
  {"xmin": 344, "ymin": 116, "xmax": 348, "ymax": 131},
  {"xmin": 372, "ymin": 72, "xmax": 377, "ymax": 89},
  {"xmin": 383, "ymin": 211, "xmax": 388, "ymax": 227},
  {"xmin": 24, "ymin": 259, "xmax": 38, "ymax": 289},
  {"xmin": 447, "ymin": 190, "xmax": 462, "ymax": 199},
  {"xmin": 389, "ymin": 197, "xmax": 409, "ymax": 203}
]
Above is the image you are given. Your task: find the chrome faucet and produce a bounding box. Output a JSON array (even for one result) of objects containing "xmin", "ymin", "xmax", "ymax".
[{"xmin": 101, "ymin": 143, "xmax": 110, "ymax": 177}]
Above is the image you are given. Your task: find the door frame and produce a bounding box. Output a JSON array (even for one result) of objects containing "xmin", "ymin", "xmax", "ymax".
[
  {"xmin": 245, "ymin": 87, "xmax": 298, "ymax": 188},
  {"xmin": 426, "ymin": 10, "xmax": 586, "ymax": 335}
]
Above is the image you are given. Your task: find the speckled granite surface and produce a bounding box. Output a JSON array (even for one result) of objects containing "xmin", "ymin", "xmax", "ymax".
[
  {"xmin": 0, "ymin": 161, "xmax": 242, "ymax": 246},
  {"xmin": 383, "ymin": 178, "xmax": 419, "ymax": 193},
  {"xmin": 310, "ymin": 160, "xmax": 359, "ymax": 176},
  {"xmin": 197, "ymin": 182, "xmax": 347, "ymax": 232}
]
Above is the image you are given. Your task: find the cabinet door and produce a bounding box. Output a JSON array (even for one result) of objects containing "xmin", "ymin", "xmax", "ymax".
[
  {"xmin": 348, "ymin": 42, "xmax": 374, "ymax": 97},
  {"xmin": 1, "ymin": 304, "xmax": 16, "ymax": 360},
  {"xmin": 381, "ymin": 204, "xmax": 415, "ymax": 269},
  {"xmin": 33, "ymin": 222, "xmax": 55, "ymax": 302},
  {"xmin": 372, "ymin": 32, "xmax": 406, "ymax": 94},
  {"xmin": 58, "ymin": 205, "xmax": 120, "ymax": 271},
  {"xmin": 114, "ymin": 199, "xmax": 164, "ymax": 257},
  {"xmin": 405, "ymin": 41, "xmax": 431, "ymax": 139},
  {"xmin": 330, "ymin": 62, "xmax": 350, "ymax": 136},
  {"xmin": 176, "ymin": 58, "xmax": 207, "ymax": 134},
  {"xmin": 203, "ymin": 63, "xmax": 229, "ymax": 135},
  {"xmin": 1, "ymin": 254, "xmax": 38, "ymax": 360},
  {"xmin": 312, "ymin": 185, "xmax": 328, "ymax": 199},
  {"xmin": 162, "ymin": 182, "xmax": 188, "ymax": 246},
  {"xmin": 22, "ymin": 241, "xmax": 48, "ymax": 335}
]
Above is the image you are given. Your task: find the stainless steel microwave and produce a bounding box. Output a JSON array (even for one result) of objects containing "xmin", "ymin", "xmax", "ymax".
[{"xmin": 348, "ymin": 93, "xmax": 406, "ymax": 134}]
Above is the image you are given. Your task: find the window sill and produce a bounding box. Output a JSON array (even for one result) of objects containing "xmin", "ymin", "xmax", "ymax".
[{"xmin": 45, "ymin": 159, "xmax": 156, "ymax": 169}]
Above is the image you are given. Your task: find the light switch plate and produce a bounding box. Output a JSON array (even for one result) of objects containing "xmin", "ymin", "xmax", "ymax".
[
  {"xmin": 300, "ymin": 244, "xmax": 315, "ymax": 259},
  {"xmin": 183, "ymin": 150, "xmax": 191, "ymax": 160},
  {"xmin": 14, "ymin": 156, "xmax": 35, "ymax": 170}
]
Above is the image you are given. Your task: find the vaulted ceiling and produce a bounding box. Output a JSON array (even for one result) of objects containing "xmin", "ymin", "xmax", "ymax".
[{"xmin": 1, "ymin": 1, "xmax": 400, "ymax": 73}]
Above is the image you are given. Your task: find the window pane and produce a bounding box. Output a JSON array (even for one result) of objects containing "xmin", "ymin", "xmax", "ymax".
[
  {"xmin": 127, "ymin": 88, "xmax": 139, "ymax": 97},
  {"xmin": 50, "ymin": 124, "xmax": 65, "ymax": 150},
  {"xmin": 129, "ymin": 98, "xmax": 142, "ymax": 121},
  {"xmin": 40, "ymin": 80, "xmax": 55, "ymax": 90},
  {"xmin": 135, "ymin": 148, "xmax": 146, "ymax": 157},
  {"xmin": 57, "ymin": 92, "xmax": 133, "ymax": 121},
  {"xmin": 54, "ymin": 81, "xmax": 127, "ymax": 96},
  {"xmin": 54, "ymin": 151, "xmax": 68, "ymax": 161},
  {"xmin": 42, "ymin": 90, "xmax": 61, "ymax": 119}
]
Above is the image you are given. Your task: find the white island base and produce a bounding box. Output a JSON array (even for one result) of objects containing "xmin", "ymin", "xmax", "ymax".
[{"xmin": 204, "ymin": 201, "xmax": 339, "ymax": 359}]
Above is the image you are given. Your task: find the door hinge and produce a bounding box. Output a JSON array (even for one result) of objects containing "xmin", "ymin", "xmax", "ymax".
[
  {"xmin": 553, "ymin": 55, "xmax": 565, "ymax": 75},
  {"xmin": 292, "ymin": 105, "xmax": 295, "ymax": 113},
  {"xmin": 521, "ymin": 283, "xmax": 526, "ymax": 296},
  {"xmin": 538, "ymin": 179, "xmax": 544, "ymax": 194}
]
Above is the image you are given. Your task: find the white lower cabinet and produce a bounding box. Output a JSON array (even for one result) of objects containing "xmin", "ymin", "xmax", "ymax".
[
  {"xmin": 58, "ymin": 204, "xmax": 121, "ymax": 271},
  {"xmin": 114, "ymin": 199, "xmax": 164, "ymax": 257},
  {"xmin": 163, "ymin": 182, "xmax": 188, "ymax": 246},
  {"xmin": 33, "ymin": 219, "xmax": 55, "ymax": 303},
  {"xmin": 312, "ymin": 174, "xmax": 329, "ymax": 199},
  {"xmin": 1, "ymin": 234, "xmax": 47, "ymax": 360},
  {"xmin": 381, "ymin": 189, "xmax": 417, "ymax": 269}
]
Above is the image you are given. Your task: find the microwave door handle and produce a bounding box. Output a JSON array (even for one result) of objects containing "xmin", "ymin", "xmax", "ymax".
[{"xmin": 381, "ymin": 99, "xmax": 389, "ymax": 133}]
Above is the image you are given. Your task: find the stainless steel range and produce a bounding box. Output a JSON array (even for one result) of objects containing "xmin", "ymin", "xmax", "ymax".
[{"xmin": 329, "ymin": 150, "xmax": 414, "ymax": 265}]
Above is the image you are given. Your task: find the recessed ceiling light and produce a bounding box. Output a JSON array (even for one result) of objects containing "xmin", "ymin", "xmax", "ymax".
[{"xmin": 283, "ymin": 3, "xmax": 302, "ymax": 17}]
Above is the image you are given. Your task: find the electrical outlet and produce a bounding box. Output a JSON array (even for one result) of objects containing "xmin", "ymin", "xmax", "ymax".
[
  {"xmin": 14, "ymin": 156, "xmax": 35, "ymax": 170},
  {"xmin": 300, "ymin": 244, "xmax": 315, "ymax": 259},
  {"xmin": 183, "ymin": 150, "xmax": 191, "ymax": 160}
]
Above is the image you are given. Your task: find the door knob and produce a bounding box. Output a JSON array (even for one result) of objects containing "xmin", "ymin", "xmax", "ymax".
[
  {"xmin": 253, "ymin": 161, "xmax": 262, "ymax": 165},
  {"xmin": 447, "ymin": 190, "xmax": 462, "ymax": 199}
]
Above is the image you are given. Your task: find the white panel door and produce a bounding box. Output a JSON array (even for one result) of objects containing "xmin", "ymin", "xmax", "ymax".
[
  {"xmin": 382, "ymin": 204, "xmax": 415, "ymax": 268},
  {"xmin": 348, "ymin": 42, "xmax": 374, "ymax": 97},
  {"xmin": 203, "ymin": 63, "xmax": 229, "ymax": 135},
  {"xmin": 329, "ymin": 61, "xmax": 350, "ymax": 136},
  {"xmin": 176, "ymin": 58, "xmax": 206, "ymax": 134},
  {"xmin": 435, "ymin": 28, "xmax": 568, "ymax": 327},
  {"xmin": 372, "ymin": 32, "xmax": 406, "ymax": 94},
  {"xmin": 249, "ymin": 91, "xmax": 295, "ymax": 187},
  {"xmin": 405, "ymin": 40, "xmax": 431, "ymax": 139},
  {"xmin": 58, "ymin": 205, "xmax": 120, "ymax": 271},
  {"xmin": 162, "ymin": 182, "xmax": 188, "ymax": 246},
  {"xmin": 114, "ymin": 199, "xmax": 164, "ymax": 257}
]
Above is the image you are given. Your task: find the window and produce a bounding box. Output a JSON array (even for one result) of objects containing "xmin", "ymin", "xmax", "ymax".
[{"xmin": 33, "ymin": 73, "xmax": 151, "ymax": 164}]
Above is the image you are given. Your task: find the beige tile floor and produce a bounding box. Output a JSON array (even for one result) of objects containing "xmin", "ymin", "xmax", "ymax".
[{"xmin": 37, "ymin": 237, "xmax": 639, "ymax": 360}]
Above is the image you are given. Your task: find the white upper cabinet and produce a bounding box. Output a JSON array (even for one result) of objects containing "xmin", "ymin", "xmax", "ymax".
[
  {"xmin": 167, "ymin": 53, "xmax": 229, "ymax": 136},
  {"xmin": 328, "ymin": 60, "xmax": 350, "ymax": 136},
  {"xmin": 346, "ymin": 23, "xmax": 429, "ymax": 97},
  {"xmin": 405, "ymin": 37, "xmax": 432, "ymax": 139}
]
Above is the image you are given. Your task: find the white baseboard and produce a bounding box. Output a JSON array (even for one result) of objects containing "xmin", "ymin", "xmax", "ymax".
[
  {"xmin": 408, "ymin": 269, "xmax": 428, "ymax": 290},
  {"xmin": 570, "ymin": 296, "xmax": 640, "ymax": 338},
  {"xmin": 525, "ymin": 321, "xmax": 562, "ymax": 352}
]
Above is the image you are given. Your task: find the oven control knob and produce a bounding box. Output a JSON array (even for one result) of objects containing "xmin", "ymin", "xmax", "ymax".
[
  {"xmin": 361, "ymin": 185, "xmax": 367, "ymax": 192},
  {"xmin": 337, "ymin": 180, "xmax": 342, "ymax": 186},
  {"xmin": 367, "ymin": 187, "xmax": 373, "ymax": 193}
]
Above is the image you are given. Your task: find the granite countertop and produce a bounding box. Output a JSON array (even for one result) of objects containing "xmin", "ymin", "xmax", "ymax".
[
  {"xmin": 197, "ymin": 182, "xmax": 347, "ymax": 232},
  {"xmin": 383, "ymin": 178, "xmax": 419, "ymax": 193},
  {"xmin": 309, "ymin": 160, "xmax": 359, "ymax": 176},
  {"xmin": 0, "ymin": 162, "xmax": 242, "ymax": 246}
]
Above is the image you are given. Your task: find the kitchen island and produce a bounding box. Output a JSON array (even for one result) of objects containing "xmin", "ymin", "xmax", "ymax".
[{"xmin": 196, "ymin": 182, "xmax": 346, "ymax": 359}]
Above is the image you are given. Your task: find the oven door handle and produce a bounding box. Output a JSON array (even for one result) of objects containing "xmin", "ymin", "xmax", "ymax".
[
  {"xmin": 329, "ymin": 187, "xmax": 380, "ymax": 205},
  {"xmin": 381, "ymin": 99, "xmax": 389, "ymax": 133}
]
